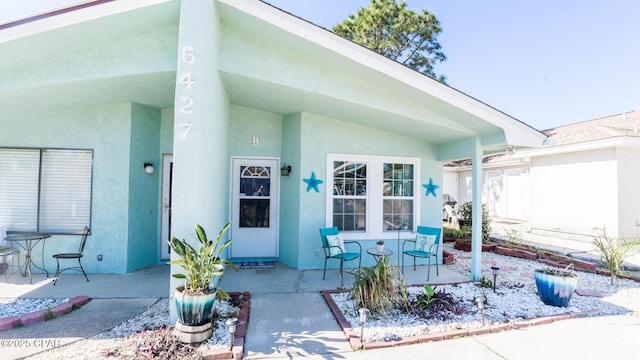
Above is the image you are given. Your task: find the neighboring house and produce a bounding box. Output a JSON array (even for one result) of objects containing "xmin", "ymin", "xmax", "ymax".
[
  {"xmin": 445, "ymin": 110, "xmax": 640, "ymax": 241},
  {"xmin": 0, "ymin": 0, "xmax": 546, "ymax": 283}
]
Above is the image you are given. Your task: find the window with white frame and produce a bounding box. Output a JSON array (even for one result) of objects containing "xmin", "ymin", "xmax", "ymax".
[
  {"xmin": 0, "ymin": 148, "xmax": 93, "ymax": 234},
  {"xmin": 327, "ymin": 154, "xmax": 418, "ymax": 238}
]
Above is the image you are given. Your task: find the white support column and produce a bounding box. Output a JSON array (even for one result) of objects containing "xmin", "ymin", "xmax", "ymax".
[{"xmin": 470, "ymin": 138, "xmax": 483, "ymax": 280}]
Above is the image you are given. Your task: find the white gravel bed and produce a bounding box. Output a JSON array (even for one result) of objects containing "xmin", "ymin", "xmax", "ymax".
[
  {"xmin": 26, "ymin": 298, "xmax": 240, "ymax": 360},
  {"xmin": 333, "ymin": 243, "xmax": 640, "ymax": 343},
  {"xmin": 0, "ymin": 298, "xmax": 70, "ymax": 319}
]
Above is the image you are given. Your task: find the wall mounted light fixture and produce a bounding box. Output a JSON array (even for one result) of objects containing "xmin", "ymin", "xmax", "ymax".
[
  {"xmin": 144, "ymin": 163, "xmax": 154, "ymax": 174},
  {"xmin": 280, "ymin": 165, "xmax": 292, "ymax": 176}
]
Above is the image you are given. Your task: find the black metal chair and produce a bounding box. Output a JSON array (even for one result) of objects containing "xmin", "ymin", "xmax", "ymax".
[
  {"xmin": 52, "ymin": 226, "xmax": 90, "ymax": 285},
  {"xmin": 319, "ymin": 226, "xmax": 362, "ymax": 286},
  {"xmin": 401, "ymin": 226, "xmax": 442, "ymax": 281}
]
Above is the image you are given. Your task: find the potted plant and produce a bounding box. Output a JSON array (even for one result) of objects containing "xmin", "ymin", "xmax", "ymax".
[
  {"xmin": 534, "ymin": 265, "xmax": 578, "ymax": 307},
  {"xmin": 169, "ymin": 222, "xmax": 238, "ymax": 342},
  {"xmin": 376, "ymin": 240, "xmax": 385, "ymax": 252}
]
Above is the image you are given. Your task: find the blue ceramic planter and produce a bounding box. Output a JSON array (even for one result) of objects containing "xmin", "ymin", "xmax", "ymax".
[
  {"xmin": 534, "ymin": 269, "xmax": 578, "ymax": 307},
  {"xmin": 173, "ymin": 286, "xmax": 217, "ymax": 326}
]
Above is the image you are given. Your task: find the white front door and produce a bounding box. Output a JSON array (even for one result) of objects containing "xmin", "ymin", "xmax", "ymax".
[
  {"xmin": 160, "ymin": 155, "xmax": 173, "ymax": 260},
  {"xmin": 230, "ymin": 157, "xmax": 279, "ymax": 258}
]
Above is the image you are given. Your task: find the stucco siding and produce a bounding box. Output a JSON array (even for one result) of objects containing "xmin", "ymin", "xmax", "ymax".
[
  {"xmin": 127, "ymin": 103, "xmax": 162, "ymax": 272},
  {"xmin": 616, "ymin": 147, "xmax": 640, "ymax": 240},
  {"xmin": 279, "ymin": 113, "xmax": 302, "ymax": 267},
  {"xmin": 0, "ymin": 25, "xmax": 178, "ymax": 92},
  {"xmin": 530, "ymin": 148, "xmax": 618, "ymax": 237},
  {"xmin": 160, "ymin": 109, "xmax": 175, "ymax": 155},
  {"xmin": 0, "ymin": 103, "xmax": 136, "ymax": 273},
  {"xmin": 228, "ymin": 105, "xmax": 282, "ymax": 157},
  {"xmin": 295, "ymin": 113, "xmax": 440, "ymax": 270}
]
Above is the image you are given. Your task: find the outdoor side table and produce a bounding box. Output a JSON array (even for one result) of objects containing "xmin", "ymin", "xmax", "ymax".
[
  {"xmin": 366, "ymin": 248, "xmax": 393, "ymax": 263},
  {"xmin": 5, "ymin": 233, "xmax": 51, "ymax": 284}
]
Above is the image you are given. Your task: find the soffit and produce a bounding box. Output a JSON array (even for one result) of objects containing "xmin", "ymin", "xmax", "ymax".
[{"xmin": 217, "ymin": 0, "xmax": 545, "ymax": 151}]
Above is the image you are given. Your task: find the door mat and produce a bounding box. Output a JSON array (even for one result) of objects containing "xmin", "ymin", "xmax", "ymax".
[{"xmin": 237, "ymin": 261, "xmax": 275, "ymax": 269}]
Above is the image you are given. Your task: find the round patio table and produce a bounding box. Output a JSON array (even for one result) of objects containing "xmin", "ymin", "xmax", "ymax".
[
  {"xmin": 367, "ymin": 248, "xmax": 393, "ymax": 263},
  {"xmin": 6, "ymin": 233, "xmax": 51, "ymax": 284}
]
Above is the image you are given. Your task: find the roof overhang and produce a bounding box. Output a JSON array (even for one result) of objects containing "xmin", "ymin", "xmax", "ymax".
[
  {"xmin": 0, "ymin": 0, "xmax": 546, "ymax": 159},
  {"xmin": 217, "ymin": 0, "xmax": 547, "ymax": 159}
]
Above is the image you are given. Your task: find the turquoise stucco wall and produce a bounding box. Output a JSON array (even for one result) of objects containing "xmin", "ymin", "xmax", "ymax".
[
  {"xmin": 0, "ymin": 103, "xmax": 135, "ymax": 273},
  {"xmin": 160, "ymin": 109, "xmax": 175, "ymax": 156},
  {"xmin": 296, "ymin": 113, "xmax": 441, "ymax": 270},
  {"xmin": 223, "ymin": 107, "xmax": 442, "ymax": 271},
  {"xmin": 228, "ymin": 105, "xmax": 282, "ymax": 156},
  {"xmin": 279, "ymin": 113, "xmax": 302, "ymax": 267},
  {"xmin": 127, "ymin": 103, "xmax": 162, "ymax": 271}
]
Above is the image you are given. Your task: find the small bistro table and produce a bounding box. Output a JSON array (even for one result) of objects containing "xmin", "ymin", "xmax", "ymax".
[
  {"xmin": 366, "ymin": 248, "xmax": 393, "ymax": 263},
  {"xmin": 5, "ymin": 233, "xmax": 51, "ymax": 284}
]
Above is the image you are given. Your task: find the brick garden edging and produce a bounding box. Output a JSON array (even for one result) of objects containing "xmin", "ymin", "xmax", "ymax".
[
  {"xmin": 0, "ymin": 295, "xmax": 90, "ymax": 331},
  {"xmin": 321, "ymin": 288, "xmax": 594, "ymax": 351},
  {"xmin": 0, "ymin": 292, "xmax": 251, "ymax": 359},
  {"xmin": 200, "ymin": 291, "xmax": 251, "ymax": 360}
]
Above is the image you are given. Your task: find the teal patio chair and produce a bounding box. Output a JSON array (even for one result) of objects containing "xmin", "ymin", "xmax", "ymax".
[
  {"xmin": 401, "ymin": 226, "xmax": 441, "ymax": 281},
  {"xmin": 319, "ymin": 226, "xmax": 362, "ymax": 286}
]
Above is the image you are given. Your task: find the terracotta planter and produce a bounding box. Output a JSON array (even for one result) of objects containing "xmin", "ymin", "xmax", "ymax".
[
  {"xmin": 172, "ymin": 285, "xmax": 217, "ymax": 327},
  {"xmin": 534, "ymin": 269, "xmax": 578, "ymax": 307}
]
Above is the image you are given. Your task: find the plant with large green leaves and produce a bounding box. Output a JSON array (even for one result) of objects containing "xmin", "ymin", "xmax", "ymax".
[{"xmin": 169, "ymin": 222, "xmax": 237, "ymax": 297}]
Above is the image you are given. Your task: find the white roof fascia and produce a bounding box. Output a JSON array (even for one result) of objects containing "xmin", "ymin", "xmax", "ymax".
[
  {"xmin": 0, "ymin": 0, "xmax": 172, "ymax": 43},
  {"xmin": 505, "ymin": 136, "xmax": 640, "ymax": 159},
  {"xmin": 446, "ymin": 137, "xmax": 640, "ymax": 171},
  {"xmin": 517, "ymin": 136, "xmax": 640, "ymax": 157},
  {"xmin": 446, "ymin": 158, "xmax": 531, "ymax": 172},
  {"xmin": 221, "ymin": 0, "xmax": 545, "ymax": 146}
]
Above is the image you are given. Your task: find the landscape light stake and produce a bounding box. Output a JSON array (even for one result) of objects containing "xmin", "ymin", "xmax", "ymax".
[
  {"xmin": 358, "ymin": 308, "xmax": 370, "ymax": 344},
  {"xmin": 475, "ymin": 297, "xmax": 485, "ymax": 324},
  {"xmin": 491, "ymin": 265, "xmax": 500, "ymax": 293},
  {"xmin": 226, "ymin": 317, "xmax": 238, "ymax": 350}
]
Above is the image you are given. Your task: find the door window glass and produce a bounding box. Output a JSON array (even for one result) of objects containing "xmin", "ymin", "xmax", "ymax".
[{"xmin": 239, "ymin": 166, "xmax": 270, "ymax": 228}]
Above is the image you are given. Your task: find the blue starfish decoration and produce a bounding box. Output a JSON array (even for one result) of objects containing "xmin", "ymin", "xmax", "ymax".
[
  {"xmin": 422, "ymin": 178, "xmax": 439, "ymax": 197},
  {"xmin": 303, "ymin": 172, "xmax": 324, "ymax": 193}
]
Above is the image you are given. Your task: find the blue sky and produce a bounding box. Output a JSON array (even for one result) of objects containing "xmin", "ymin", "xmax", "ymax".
[{"xmin": 3, "ymin": 0, "xmax": 639, "ymax": 130}]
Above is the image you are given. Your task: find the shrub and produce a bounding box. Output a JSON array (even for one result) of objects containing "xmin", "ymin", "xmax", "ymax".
[
  {"xmin": 592, "ymin": 228, "xmax": 640, "ymax": 285},
  {"xmin": 459, "ymin": 202, "xmax": 492, "ymax": 241},
  {"xmin": 478, "ymin": 276, "xmax": 493, "ymax": 289},
  {"xmin": 412, "ymin": 285, "xmax": 465, "ymax": 319},
  {"xmin": 349, "ymin": 257, "xmax": 408, "ymax": 317}
]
